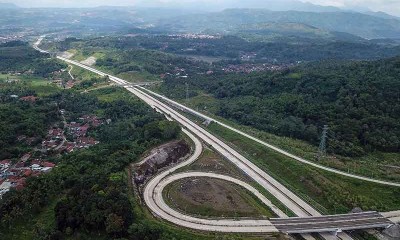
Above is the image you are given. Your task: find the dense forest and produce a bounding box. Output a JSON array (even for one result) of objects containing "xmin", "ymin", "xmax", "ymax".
[
  {"xmin": 0, "ymin": 41, "xmax": 66, "ymax": 77},
  {"xmin": 0, "ymin": 87, "xmax": 184, "ymax": 239},
  {"xmin": 160, "ymin": 57, "xmax": 400, "ymax": 156}
]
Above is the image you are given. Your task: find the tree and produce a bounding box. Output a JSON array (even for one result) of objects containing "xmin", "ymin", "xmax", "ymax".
[{"xmin": 106, "ymin": 213, "xmax": 125, "ymax": 236}]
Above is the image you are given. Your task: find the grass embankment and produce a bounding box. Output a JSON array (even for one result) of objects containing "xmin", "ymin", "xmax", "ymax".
[{"xmin": 180, "ymin": 148, "xmax": 248, "ymax": 180}]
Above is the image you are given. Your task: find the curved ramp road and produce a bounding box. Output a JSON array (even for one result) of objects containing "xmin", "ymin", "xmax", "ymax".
[
  {"xmin": 138, "ymin": 86, "xmax": 400, "ymax": 188},
  {"xmin": 144, "ymin": 129, "xmax": 279, "ymax": 233}
]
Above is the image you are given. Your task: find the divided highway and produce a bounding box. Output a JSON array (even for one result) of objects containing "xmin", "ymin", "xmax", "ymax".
[{"xmin": 34, "ymin": 40, "xmax": 398, "ymax": 239}]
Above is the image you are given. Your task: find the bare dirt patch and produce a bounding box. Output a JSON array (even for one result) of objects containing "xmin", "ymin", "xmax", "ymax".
[
  {"xmin": 80, "ymin": 56, "xmax": 97, "ymax": 66},
  {"xmin": 164, "ymin": 177, "xmax": 274, "ymax": 219},
  {"xmin": 133, "ymin": 140, "xmax": 190, "ymax": 185},
  {"xmin": 60, "ymin": 51, "xmax": 74, "ymax": 59}
]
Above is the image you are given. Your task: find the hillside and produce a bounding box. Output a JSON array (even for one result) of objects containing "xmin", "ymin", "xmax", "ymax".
[
  {"xmin": 0, "ymin": 3, "xmax": 18, "ymax": 9},
  {"xmin": 137, "ymin": 0, "xmax": 343, "ymax": 12},
  {"xmin": 160, "ymin": 57, "xmax": 400, "ymax": 156},
  {"xmin": 234, "ymin": 22, "xmax": 363, "ymax": 42},
  {"xmin": 72, "ymin": 35, "xmax": 400, "ymax": 63},
  {"xmin": 157, "ymin": 9, "xmax": 400, "ymax": 39},
  {"xmin": 0, "ymin": 41, "xmax": 66, "ymax": 77}
]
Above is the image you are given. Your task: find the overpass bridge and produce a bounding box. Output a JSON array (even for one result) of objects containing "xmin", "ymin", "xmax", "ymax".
[{"xmin": 271, "ymin": 211, "xmax": 393, "ymax": 235}]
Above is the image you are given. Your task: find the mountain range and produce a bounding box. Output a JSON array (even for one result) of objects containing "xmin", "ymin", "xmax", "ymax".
[
  {"xmin": 154, "ymin": 9, "xmax": 400, "ymax": 39},
  {"xmin": 2, "ymin": 1, "xmax": 400, "ymax": 40},
  {"xmin": 0, "ymin": 2, "xmax": 19, "ymax": 9},
  {"xmin": 137, "ymin": 0, "xmax": 344, "ymax": 12}
]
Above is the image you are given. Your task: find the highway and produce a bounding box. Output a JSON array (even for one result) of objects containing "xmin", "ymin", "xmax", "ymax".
[
  {"xmin": 138, "ymin": 87, "xmax": 400, "ymax": 188},
  {"xmin": 34, "ymin": 41, "xmax": 399, "ymax": 239},
  {"xmin": 33, "ymin": 36, "xmax": 48, "ymax": 53}
]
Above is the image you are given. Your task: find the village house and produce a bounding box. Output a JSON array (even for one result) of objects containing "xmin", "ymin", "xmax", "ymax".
[
  {"xmin": 0, "ymin": 159, "xmax": 11, "ymax": 170},
  {"xmin": 20, "ymin": 153, "xmax": 31, "ymax": 162},
  {"xmin": 20, "ymin": 96, "xmax": 38, "ymax": 102}
]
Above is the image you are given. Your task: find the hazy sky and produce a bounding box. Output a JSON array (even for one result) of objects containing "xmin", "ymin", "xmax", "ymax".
[
  {"xmin": 5, "ymin": 0, "xmax": 400, "ymax": 16},
  {"xmin": 303, "ymin": 0, "xmax": 400, "ymax": 14}
]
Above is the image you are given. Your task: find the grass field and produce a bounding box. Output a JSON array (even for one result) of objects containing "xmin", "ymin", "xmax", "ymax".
[
  {"xmin": 70, "ymin": 65, "xmax": 99, "ymax": 81},
  {"xmin": 89, "ymin": 86, "xmax": 134, "ymax": 103},
  {"xmin": 0, "ymin": 73, "xmax": 60, "ymax": 96},
  {"xmin": 69, "ymin": 48, "xmax": 106, "ymax": 64},
  {"xmin": 163, "ymin": 177, "xmax": 275, "ymax": 219}
]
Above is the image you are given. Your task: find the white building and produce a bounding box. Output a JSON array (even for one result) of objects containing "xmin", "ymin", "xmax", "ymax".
[{"xmin": 0, "ymin": 181, "xmax": 11, "ymax": 199}]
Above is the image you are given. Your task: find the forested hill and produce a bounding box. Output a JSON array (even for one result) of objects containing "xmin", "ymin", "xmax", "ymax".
[
  {"xmin": 0, "ymin": 41, "xmax": 66, "ymax": 77},
  {"xmin": 157, "ymin": 9, "xmax": 400, "ymax": 39},
  {"xmin": 162, "ymin": 57, "xmax": 400, "ymax": 156}
]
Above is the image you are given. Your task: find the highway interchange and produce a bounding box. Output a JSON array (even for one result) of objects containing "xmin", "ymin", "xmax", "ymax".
[{"xmin": 34, "ymin": 38, "xmax": 399, "ymax": 240}]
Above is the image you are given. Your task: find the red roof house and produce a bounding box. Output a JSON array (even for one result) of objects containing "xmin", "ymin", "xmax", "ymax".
[{"xmin": 42, "ymin": 162, "xmax": 55, "ymax": 168}]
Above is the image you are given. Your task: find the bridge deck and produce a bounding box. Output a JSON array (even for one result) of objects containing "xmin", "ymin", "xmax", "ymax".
[{"xmin": 270, "ymin": 211, "xmax": 393, "ymax": 234}]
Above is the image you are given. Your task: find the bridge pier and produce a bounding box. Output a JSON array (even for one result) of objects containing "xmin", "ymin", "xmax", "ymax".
[
  {"xmin": 334, "ymin": 229, "xmax": 343, "ymax": 237},
  {"xmin": 383, "ymin": 224, "xmax": 400, "ymax": 238}
]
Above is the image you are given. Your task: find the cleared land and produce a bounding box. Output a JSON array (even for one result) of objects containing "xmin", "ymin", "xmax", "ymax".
[{"xmin": 164, "ymin": 177, "xmax": 275, "ymax": 219}]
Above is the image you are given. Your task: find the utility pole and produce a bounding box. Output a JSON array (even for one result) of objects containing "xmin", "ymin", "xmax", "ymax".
[
  {"xmin": 318, "ymin": 125, "xmax": 329, "ymax": 160},
  {"xmin": 185, "ymin": 82, "xmax": 189, "ymax": 103}
]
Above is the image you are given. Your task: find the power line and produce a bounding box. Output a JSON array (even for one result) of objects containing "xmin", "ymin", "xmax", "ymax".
[
  {"xmin": 318, "ymin": 125, "xmax": 329, "ymax": 160},
  {"xmin": 185, "ymin": 82, "xmax": 189, "ymax": 103}
]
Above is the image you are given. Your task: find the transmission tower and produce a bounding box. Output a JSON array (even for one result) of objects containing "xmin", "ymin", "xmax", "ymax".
[
  {"xmin": 185, "ymin": 83, "xmax": 189, "ymax": 102},
  {"xmin": 318, "ymin": 125, "xmax": 329, "ymax": 159}
]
